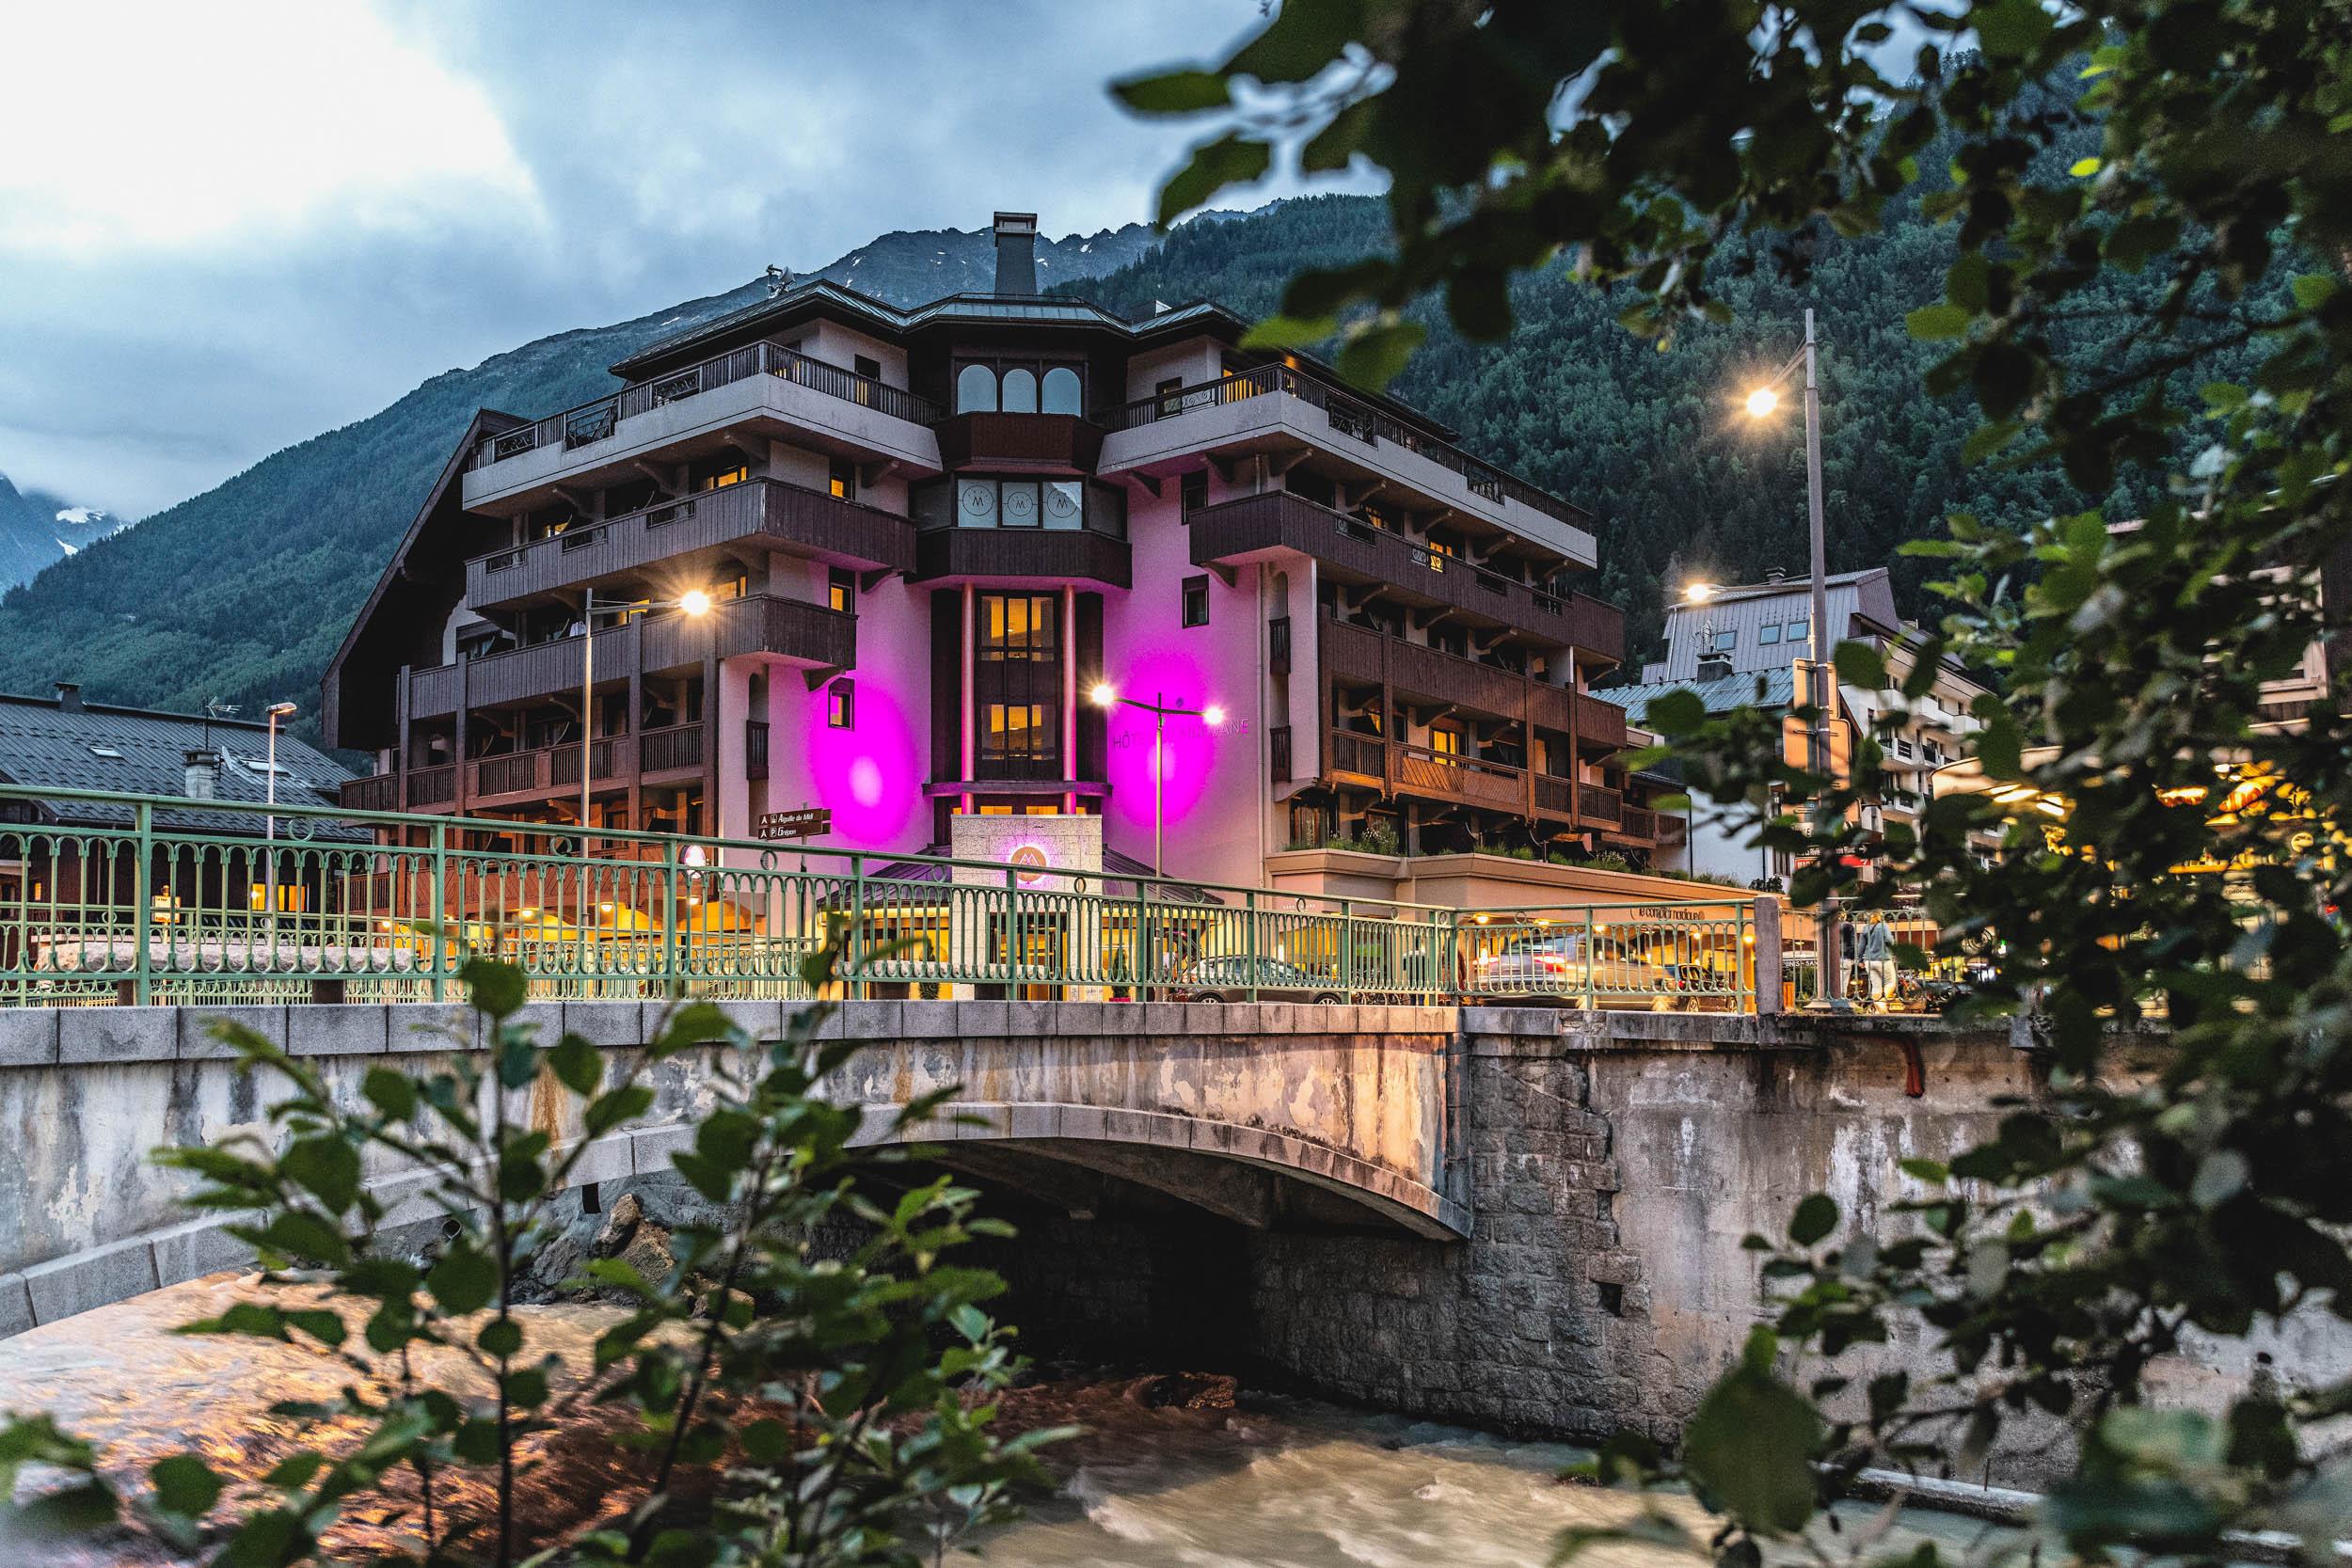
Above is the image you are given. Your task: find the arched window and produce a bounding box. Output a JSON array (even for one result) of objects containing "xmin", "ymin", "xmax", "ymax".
[
  {"xmin": 1001, "ymin": 368, "xmax": 1038, "ymax": 414},
  {"xmin": 956, "ymin": 364, "xmax": 997, "ymax": 413},
  {"xmin": 1041, "ymin": 366, "xmax": 1082, "ymax": 415}
]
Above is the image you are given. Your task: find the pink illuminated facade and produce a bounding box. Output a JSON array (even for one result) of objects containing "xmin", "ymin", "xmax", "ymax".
[{"xmin": 325, "ymin": 213, "xmax": 1643, "ymax": 888}]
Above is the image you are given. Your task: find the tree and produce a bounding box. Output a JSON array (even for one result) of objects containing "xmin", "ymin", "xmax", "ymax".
[
  {"xmin": 1127, "ymin": 1, "xmax": 2350, "ymax": 1562},
  {"xmin": 0, "ymin": 944, "xmax": 1060, "ymax": 1565}
]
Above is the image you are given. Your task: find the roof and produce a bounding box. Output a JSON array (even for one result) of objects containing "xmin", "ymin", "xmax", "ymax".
[
  {"xmin": 1610, "ymin": 667, "xmax": 1803, "ymax": 724},
  {"xmin": 854, "ymin": 845, "xmax": 1226, "ymax": 907},
  {"xmin": 1647, "ymin": 568, "xmax": 1905, "ymax": 685},
  {"xmin": 0, "ymin": 692, "xmax": 360, "ymax": 837}
]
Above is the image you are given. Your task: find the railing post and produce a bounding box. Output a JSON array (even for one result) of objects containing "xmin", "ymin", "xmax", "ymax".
[
  {"xmin": 131, "ymin": 801, "xmax": 152, "ymax": 1006},
  {"xmin": 428, "ymin": 818, "xmax": 449, "ymax": 1002},
  {"xmin": 847, "ymin": 859, "xmax": 866, "ymax": 1001},
  {"xmin": 1136, "ymin": 879, "xmax": 1152, "ymax": 1002},
  {"xmin": 1583, "ymin": 908, "xmax": 1597, "ymax": 1010},
  {"xmin": 1245, "ymin": 890, "xmax": 1260, "ymax": 1003},
  {"xmin": 660, "ymin": 838, "xmax": 682, "ymax": 997},
  {"xmin": 1752, "ymin": 895, "xmax": 1783, "ymax": 1015},
  {"xmin": 1004, "ymin": 864, "xmax": 1021, "ymax": 998},
  {"xmin": 1340, "ymin": 898, "xmax": 1354, "ymax": 1004}
]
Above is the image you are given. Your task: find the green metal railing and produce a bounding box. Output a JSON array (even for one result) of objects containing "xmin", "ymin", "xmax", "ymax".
[{"xmin": 0, "ymin": 786, "xmax": 1768, "ymax": 1011}]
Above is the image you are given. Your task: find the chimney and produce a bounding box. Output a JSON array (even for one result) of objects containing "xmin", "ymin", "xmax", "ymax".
[
  {"xmin": 53, "ymin": 681, "xmax": 82, "ymax": 713},
  {"xmin": 1764, "ymin": 566, "xmax": 1788, "ymax": 583},
  {"xmin": 992, "ymin": 212, "xmax": 1038, "ymax": 296},
  {"xmin": 183, "ymin": 748, "xmax": 221, "ymax": 800},
  {"xmin": 1696, "ymin": 651, "xmax": 1734, "ymax": 682}
]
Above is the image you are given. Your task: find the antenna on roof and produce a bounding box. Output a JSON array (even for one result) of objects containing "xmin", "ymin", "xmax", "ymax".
[
  {"xmin": 765, "ymin": 264, "xmax": 792, "ymax": 298},
  {"xmin": 202, "ymin": 697, "xmax": 238, "ymax": 751}
]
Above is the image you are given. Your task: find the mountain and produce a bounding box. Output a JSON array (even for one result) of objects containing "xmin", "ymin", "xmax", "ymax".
[
  {"xmin": 0, "ymin": 163, "xmax": 2280, "ymax": 735},
  {"xmin": 0, "ymin": 473, "xmax": 128, "ymax": 593},
  {"xmin": 0, "ymin": 221, "xmax": 1163, "ymax": 737}
]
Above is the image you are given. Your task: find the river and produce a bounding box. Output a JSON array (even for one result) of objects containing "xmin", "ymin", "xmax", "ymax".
[{"xmin": 0, "ymin": 1277, "xmax": 2009, "ymax": 1567}]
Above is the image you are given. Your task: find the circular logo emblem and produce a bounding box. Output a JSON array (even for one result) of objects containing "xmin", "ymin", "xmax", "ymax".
[{"xmin": 1009, "ymin": 844, "xmax": 1048, "ymax": 886}]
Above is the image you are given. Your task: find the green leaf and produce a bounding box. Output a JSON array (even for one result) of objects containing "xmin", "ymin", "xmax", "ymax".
[
  {"xmin": 2069, "ymin": 156, "xmax": 2102, "ymax": 177},
  {"xmin": 149, "ymin": 1454, "xmax": 223, "ymax": 1518},
  {"xmin": 1973, "ymin": 0, "xmax": 2053, "ymax": 57},
  {"xmin": 1683, "ymin": 1337, "xmax": 1821, "ymax": 1533},
  {"xmin": 2290, "ymin": 273, "xmax": 2339, "ymax": 310},
  {"xmin": 1334, "ymin": 317, "xmax": 1426, "ymax": 391},
  {"xmin": 1110, "ymin": 68, "xmax": 1232, "ymax": 115},
  {"xmin": 361, "ymin": 1067, "xmax": 418, "ymax": 1121},
  {"xmin": 548, "ymin": 1035, "xmax": 602, "ymax": 1097},
  {"xmin": 459, "ymin": 958, "xmax": 527, "ymax": 1020},
  {"xmin": 427, "ymin": 1243, "xmax": 499, "ymax": 1316},
  {"xmin": 1155, "ymin": 132, "xmax": 1273, "ymax": 226},
  {"xmin": 1832, "ymin": 642, "xmax": 1884, "ymax": 689},
  {"xmin": 478, "ymin": 1317, "xmax": 524, "ymax": 1358},
  {"xmin": 2190, "ymin": 1150, "xmax": 2248, "ymax": 1209},
  {"xmin": 280, "ymin": 1134, "xmax": 361, "ymax": 1214},
  {"xmin": 1645, "ymin": 689, "xmax": 1707, "ymax": 737},
  {"xmin": 1905, "ymin": 302, "xmax": 1973, "ymax": 340},
  {"xmin": 1789, "ymin": 1194, "xmax": 1839, "ymax": 1246}
]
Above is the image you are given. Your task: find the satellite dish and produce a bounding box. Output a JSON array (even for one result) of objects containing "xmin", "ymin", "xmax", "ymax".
[{"xmin": 765, "ymin": 264, "xmax": 792, "ymax": 298}]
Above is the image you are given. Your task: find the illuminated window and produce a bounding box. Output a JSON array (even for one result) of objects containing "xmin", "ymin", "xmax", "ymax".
[
  {"xmin": 980, "ymin": 594, "xmax": 1058, "ymax": 659},
  {"xmin": 982, "ymin": 702, "xmax": 1050, "ymax": 762},
  {"xmin": 828, "ymin": 681, "xmax": 854, "ymax": 729},
  {"xmin": 828, "ymin": 459, "xmax": 858, "ymax": 500},
  {"xmin": 1430, "ymin": 727, "xmax": 1461, "ymax": 765},
  {"xmin": 828, "ymin": 567, "xmax": 855, "ymax": 613},
  {"xmin": 977, "ymin": 803, "xmax": 1014, "ymax": 815},
  {"xmin": 696, "ymin": 462, "xmax": 748, "ymax": 492},
  {"xmin": 1024, "ymin": 804, "xmax": 1061, "ymax": 816},
  {"xmin": 1183, "ymin": 575, "xmax": 1209, "ymax": 627},
  {"xmin": 1426, "ymin": 538, "xmax": 1454, "ymax": 575}
]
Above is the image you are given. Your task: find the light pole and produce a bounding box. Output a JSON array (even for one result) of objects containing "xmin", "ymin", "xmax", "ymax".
[
  {"xmin": 263, "ymin": 700, "xmax": 297, "ymax": 946},
  {"xmin": 580, "ymin": 586, "xmax": 711, "ymax": 854},
  {"xmin": 1736, "ymin": 306, "xmax": 1847, "ymax": 1011},
  {"xmin": 1089, "ymin": 683, "xmax": 1225, "ymax": 877}
]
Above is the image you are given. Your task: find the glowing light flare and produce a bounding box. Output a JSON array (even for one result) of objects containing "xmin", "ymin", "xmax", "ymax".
[
  {"xmin": 1745, "ymin": 386, "xmax": 1781, "ymax": 418},
  {"xmin": 1202, "ymin": 704, "xmax": 1228, "ymax": 728},
  {"xmin": 679, "ymin": 590, "xmax": 712, "ymax": 617},
  {"xmin": 1682, "ymin": 582, "xmax": 1717, "ymax": 604},
  {"xmin": 1089, "ymin": 682, "xmax": 1118, "ymax": 708}
]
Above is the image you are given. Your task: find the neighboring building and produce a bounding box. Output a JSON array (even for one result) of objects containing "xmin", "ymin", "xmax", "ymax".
[
  {"xmin": 0, "ymin": 684, "xmax": 358, "ymax": 963},
  {"xmin": 323, "ymin": 212, "xmax": 1636, "ymax": 894},
  {"xmin": 1617, "ymin": 566, "xmax": 1986, "ymax": 885}
]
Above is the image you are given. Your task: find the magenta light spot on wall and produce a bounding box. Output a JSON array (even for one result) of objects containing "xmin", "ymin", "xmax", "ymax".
[
  {"xmin": 1101, "ymin": 646, "xmax": 1224, "ymax": 835},
  {"xmin": 805, "ymin": 681, "xmax": 920, "ymax": 846}
]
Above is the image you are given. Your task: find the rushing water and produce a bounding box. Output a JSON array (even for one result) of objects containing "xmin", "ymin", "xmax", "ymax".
[{"xmin": 1, "ymin": 1277, "xmax": 2008, "ymax": 1567}]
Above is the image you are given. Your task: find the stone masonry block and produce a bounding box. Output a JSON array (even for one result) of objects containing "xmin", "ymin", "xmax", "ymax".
[
  {"xmin": 0, "ymin": 1271, "xmax": 34, "ymax": 1338},
  {"xmin": 561, "ymin": 1001, "xmax": 645, "ymax": 1049},
  {"xmin": 955, "ymin": 999, "xmax": 1013, "ymax": 1037},
  {"xmin": 24, "ymin": 1236, "xmax": 161, "ymax": 1325},
  {"xmin": 59, "ymin": 1006, "xmax": 177, "ymax": 1064},
  {"xmin": 149, "ymin": 1215, "xmax": 257, "ymax": 1287},
  {"xmin": 1045, "ymin": 1001, "xmax": 1105, "ymax": 1037},
  {"xmin": 291, "ymin": 1003, "xmax": 394, "ymax": 1056},
  {"xmin": 898, "ymin": 999, "xmax": 958, "ymax": 1038},
  {"xmin": 0, "ymin": 1007, "xmax": 59, "ymax": 1068},
  {"xmin": 1140, "ymin": 1001, "xmax": 1187, "ymax": 1037},
  {"xmin": 384, "ymin": 1001, "xmax": 477, "ymax": 1053},
  {"xmin": 181, "ymin": 1003, "xmax": 288, "ymax": 1060},
  {"xmin": 840, "ymin": 1000, "xmax": 903, "ymax": 1040},
  {"xmin": 504, "ymin": 1001, "xmax": 564, "ymax": 1048}
]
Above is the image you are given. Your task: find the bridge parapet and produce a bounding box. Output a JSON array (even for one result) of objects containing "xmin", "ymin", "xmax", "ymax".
[{"xmin": 0, "ymin": 998, "xmax": 1464, "ymax": 1337}]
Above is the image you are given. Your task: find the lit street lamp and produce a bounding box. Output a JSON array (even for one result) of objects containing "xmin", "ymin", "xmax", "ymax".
[
  {"xmin": 580, "ymin": 587, "xmax": 712, "ymax": 855},
  {"xmin": 1741, "ymin": 307, "xmax": 1847, "ymax": 1011},
  {"xmin": 263, "ymin": 700, "xmax": 297, "ymax": 942},
  {"xmin": 1089, "ymin": 682, "xmax": 1225, "ymax": 877}
]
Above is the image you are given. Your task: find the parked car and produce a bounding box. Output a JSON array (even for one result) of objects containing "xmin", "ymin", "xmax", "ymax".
[
  {"xmin": 1470, "ymin": 929, "xmax": 1730, "ymax": 1007},
  {"xmin": 1173, "ymin": 955, "xmax": 1347, "ymax": 1004}
]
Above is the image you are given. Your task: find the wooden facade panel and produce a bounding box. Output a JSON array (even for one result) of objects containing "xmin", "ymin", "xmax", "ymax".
[
  {"xmin": 913, "ymin": 527, "xmax": 1131, "ymax": 588},
  {"xmin": 934, "ymin": 412, "xmax": 1104, "ymax": 473}
]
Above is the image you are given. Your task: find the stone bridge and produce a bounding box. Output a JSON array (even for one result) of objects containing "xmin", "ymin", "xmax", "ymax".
[
  {"xmin": 9, "ymin": 998, "xmax": 2337, "ymax": 1489},
  {"xmin": 0, "ymin": 997, "xmax": 1464, "ymax": 1335}
]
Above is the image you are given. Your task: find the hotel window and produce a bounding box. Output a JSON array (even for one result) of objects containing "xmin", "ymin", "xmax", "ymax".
[
  {"xmin": 957, "ymin": 364, "xmax": 998, "ymax": 413},
  {"xmin": 1182, "ymin": 575, "xmax": 1210, "ymax": 627},
  {"xmin": 982, "ymin": 702, "xmax": 1051, "ymax": 762},
  {"xmin": 1043, "ymin": 480, "xmax": 1082, "ymax": 530},
  {"xmin": 1425, "ymin": 537, "xmax": 1454, "ymax": 575},
  {"xmin": 1000, "ymin": 479, "xmax": 1041, "ymax": 528},
  {"xmin": 1180, "ymin": 469, "xmax": 1208, "ymax": 513},
  {"xmin": 981, "ymin": 594, "xmax": 1058, "ymax": 659},
  {"xmin": 1155, "ymin": 375, "xmax": 1184, "ymax": 415},
  {"xmin": 1711, "ymin": 628, "xmax": 1737, "ymax": 651},
  {"xmin": 828, "ymin": 567, "xmax": 855, "ymax": 613},
  {"xmin": 828, "ymin": 458, "xmax": 858, "ymax": 500},
  {"xmin": 853, "ymin": 354, "xmax": 881, "ymax": 383},
  {"xmin": 828, "ymin": 680, "xmax": 854, "ymax": 729},
  {"xmin": 1787, "ymin": 617, "xmax": 1808, "ymax": 640},
  {"xmin": 1041, "ymin": 366, "xmax": 1082, "ymax": 415},
  {"xmin": 1430, "ymin": 726, "xmax": 1461, "ymax": 764},
  {"xmin": 1002, "ymin": 368, "xmax": 1039, "ymax": 414},
  {"xmin": 955, "ymin": 360, "xmax": 1085, "ymax": 416},
  {"xmin": 691, "ymin": 451, "xmax": 749, "ymax": 491},
  {"xmin": 708, "ymin": 566, "xmax": 749, "ymax": 603},
  {"xmin": 1759, "ymin": 622, "xmax": 1781, "ymax": 645}
]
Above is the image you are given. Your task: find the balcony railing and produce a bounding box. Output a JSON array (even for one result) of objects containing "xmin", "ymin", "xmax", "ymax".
[
  {"xmin": 747, "ymin": 721, "xmax": 771, "ymax": 781},
  {"xmin": 639, "ymin": 723, "xmax": 703, "ymax": 774},
  {"xmin": 1102, "ymin": 363, "xmax": 1587, "ymax": 529},
  {"xmin": 408, "ymin": 765, "xmax": 457, "ymax": 807},
  {"xmin": 469, "ymin": 341, "xmax": 941, "ymax": 472},
  {"xmin": 1270, "ymin": 723, "xmax": 1293, "ymax": 784},
  {"xmin": 339, "ymin": 773, "xmax": 399, "ymax": 813},
  {"xmin": 1322, "ymin": 729, "xmax": 1582, "ymax": 822},
  {"xmin": 1269, "ymin": 614, "xmax": 1292, "ymax": 676},
  {"xmin": 469, "ymin": 477, "xmax": 914, "ymax": 608},
  {"xmin": 1579, "ymin": 782, "xmax": 1624, "ymax": 827},
  {"xmin": 1191, "ymin": 493, "xmax": 1623, "ymax": 660}
]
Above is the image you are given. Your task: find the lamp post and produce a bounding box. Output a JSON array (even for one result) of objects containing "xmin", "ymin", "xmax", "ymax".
[
  {"xmin": 580, "ymin": 586, "xmax": 711, "ymax": 855},
  {"xmin": 1089, "ymin": 683, "xmax": 1225, "ymax": 877},
  {"xmin": 1733, "ymin": 306, "xmax": 1847, "ymax": 1011},
  {"xmin": 263, "ymin": 700, "xmax": 297, "ymax": 946}
]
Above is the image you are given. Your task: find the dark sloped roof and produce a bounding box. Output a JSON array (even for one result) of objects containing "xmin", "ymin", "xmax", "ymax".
[
  {"xmin": 1611, "ymin": 668, "xmax": 1803, "ymax": 723},
  {"xmin": 0, "ymin": 693, "xmax": 361, "ymax": 837}
]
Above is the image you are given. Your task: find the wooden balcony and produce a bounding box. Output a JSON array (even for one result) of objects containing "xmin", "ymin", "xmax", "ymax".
[
  {"xmin": 1319, "ymin": 615, "xmax": 1630, "ymax": 752},
  {"xmin": 1323, "ymin": 728, "xmax": 1581, "ymax": 825},
  {"xmin": 933, "ymin": 412, "xmax": 1104, "ymax": 473},
  {"xmin": 912, "ymin": 525, "xmax": 1130, "ymax": 588},
  {"xmin": 467, "ymin": 478, "xmax": 914, "ymax": 610},
  {"xmin": 338, "ymin": 773, "xmax": 399, "ymax": 812},
  {"xmin": 408, "ymin": 594, "xmax": 854, "ymax": 720},
  {"xmin": 1191, "ymin": 492, "xmax": 1622, "ymax": 659}
]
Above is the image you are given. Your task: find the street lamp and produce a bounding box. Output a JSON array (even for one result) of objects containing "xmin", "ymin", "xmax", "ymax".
[
  {"xmin": 1089, "ymin": 683, "xmax": 1225, "ymax": 876},
  {"xmin": 580, "ymin": 587, "xmax": 712, "ymax": 854},
  {"xmin": 263, "ymin": 700, "xmax": 297, "ymax": 942},
  {"xmin": 1742, "ymin": 306, "xmax": 1847, "ymax": 1011}
]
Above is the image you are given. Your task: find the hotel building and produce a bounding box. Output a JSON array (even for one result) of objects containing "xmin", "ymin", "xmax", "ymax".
[{"xmin": 323, "ymin": 214, "xmax": 1638, "ymax": 892}]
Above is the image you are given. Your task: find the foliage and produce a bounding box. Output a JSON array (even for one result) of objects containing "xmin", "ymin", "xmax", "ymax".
[
  {"xmin": 1132, "ymin": 2, "xmax": 2352, "ymax": 1566},
  {"xmin": 0, "ymin": 943, "xmax": 1057, "ymax": 1564}
]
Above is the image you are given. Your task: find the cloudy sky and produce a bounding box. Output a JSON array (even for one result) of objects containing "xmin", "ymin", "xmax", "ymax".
[{"xmin": 0, "ymin": 1, "xmax": 1371, "ymax": 519}]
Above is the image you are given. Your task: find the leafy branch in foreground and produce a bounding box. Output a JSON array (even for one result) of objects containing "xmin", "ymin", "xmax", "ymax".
[
  {"xmin": 1132, "ymin": 1, "xmax": 2350, "ymax": 1565},
  {"xmin": 0, "ymin": 939, "xmax": 1060, "ymax": 1566}
]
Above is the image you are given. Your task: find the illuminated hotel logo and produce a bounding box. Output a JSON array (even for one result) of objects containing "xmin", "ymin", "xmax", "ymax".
[{"xmin": 1009, "ymin": 844, "xmax": 1049, "ymax": 886}]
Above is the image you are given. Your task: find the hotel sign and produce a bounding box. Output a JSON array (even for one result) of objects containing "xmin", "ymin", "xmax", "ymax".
[{"xmin": 756, "ymin": 808, "xmax": 832, "ymax": 842}]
